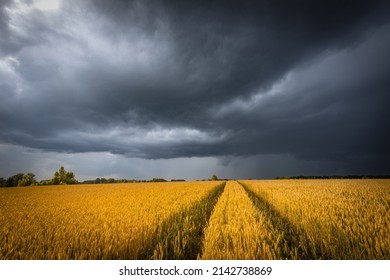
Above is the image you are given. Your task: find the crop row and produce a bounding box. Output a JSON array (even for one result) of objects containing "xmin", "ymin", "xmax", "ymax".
[
  {"xmin": 1, "ymin": 179, "xmax": 388, "ymax": 259},
  {"xmin": 0, "ymin": 181, "xmax": 222, "ymax": 259}
]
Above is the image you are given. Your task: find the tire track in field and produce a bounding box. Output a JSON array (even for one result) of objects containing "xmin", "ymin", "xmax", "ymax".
[
  {"xmin": 239, "ymin": 181, "xmax": 323, "ymax": 259},
  {"xmin": 139, "ymin": 182, "xmax": 226, "ymax": 260},
  {"xmin": 200, "ymin": 181, "xmax": 277, "ymax": 259}
]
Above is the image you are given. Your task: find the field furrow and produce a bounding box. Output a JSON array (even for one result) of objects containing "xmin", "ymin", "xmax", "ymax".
[
  {"xmin": 239, "ymin": 181, "xmax": 315, "ymax": 259},
  {"xmin": 0, "ymin": 181, "xmax": 221, "ymax": 259},
  {"xmin": 200, "ymin": 181, "xmax": 277, "ymax": 259},
  {"xmin": 241, "ymin": 179, "xmax": 390, "ymax": 259},
  {"xmin": 1, "ymin": 179, "xmax": 388, "ymax": 260},
  {"xmin": 144, "ymin": 182, "xmax": 225, "ymax": 259}
]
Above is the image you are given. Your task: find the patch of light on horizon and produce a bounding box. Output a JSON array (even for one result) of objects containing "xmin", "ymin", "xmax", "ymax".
[
  {"xmin": 58, "ymin": 125, "xmax": 228, "ymax": 150},
  {"xmin": 143, "ymin": 127, "xmax": 226, "ymax": 143}
]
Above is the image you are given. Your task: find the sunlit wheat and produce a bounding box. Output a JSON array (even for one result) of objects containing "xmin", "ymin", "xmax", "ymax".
[
  {"xmin": 200, "ymin": 181, "xmax": 278, "ymax": 259},
  {"xmin": 240, "ymin": 179, "xmax": 390, "ymax": 259},
  {"xmin": 0, "ymin": 181, "xmax": 221, "ymax": 259}
]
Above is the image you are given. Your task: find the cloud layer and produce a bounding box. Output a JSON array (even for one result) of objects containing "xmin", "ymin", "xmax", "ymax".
[{"xmin": 1, "ymin": 0, "xmax": 390, "ymax": 178}]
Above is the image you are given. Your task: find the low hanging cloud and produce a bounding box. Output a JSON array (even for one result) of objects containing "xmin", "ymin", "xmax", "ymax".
[{"xmin": 1, "ymin": 0, "xmax": 390, "ymax": 177}]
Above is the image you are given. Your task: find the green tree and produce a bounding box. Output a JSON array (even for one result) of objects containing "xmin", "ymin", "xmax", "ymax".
[
  {"xmin": 7, "ymin": 173, "xmax": 24, "ymax": 187},
  {"xmin": 211, "ymin": 174, "xmax": 218, "ymax": 181},
  {"xmin": 0, "ymin": 178, "xmax": 7, "ymax": 187},
  {"xmin": 51, "ymin": 166, "xmax": 77, "ymax": 185},
  {"xmin": 18, "ymin": 173, "xmax": 36, "ymax": 186},
  {"xmin": 152, "ymin": 178, "xmax": 167, "ymax": 182}
]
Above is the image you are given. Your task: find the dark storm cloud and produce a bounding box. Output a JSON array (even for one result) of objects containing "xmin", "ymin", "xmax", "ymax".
[
  {"xmin": 1, "ymin": 0, "xmax": 390, "ymax": 175},
  {"xmin": 212, "ymin": 26, "xmax": 390, "ymax": 160}
]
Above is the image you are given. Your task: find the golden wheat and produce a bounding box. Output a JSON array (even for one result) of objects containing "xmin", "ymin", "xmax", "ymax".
[
  {"xmin": 0, "ymin": 181, "xmax": 221, "ymax": 259},
  {"xmin": 200, "ymin": 181, "xmax": 279, "ymax": 259},
  {"xmin": 1, "ymin": 179, "xmax": 388, "ymax": 260},
  {"xmin": 151, "ymin": 182, "xmax": 225, "ymax": 259},
  {"xmin": 240, "ymin": 179, "xmax": 390, "ymax": 259}
]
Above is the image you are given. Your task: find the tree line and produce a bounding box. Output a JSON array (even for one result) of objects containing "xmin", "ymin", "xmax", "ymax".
[
  {"xmin": 0, "ymin": 166, "xmax": 77, "ymax": 187},
  {"xmin": 0, "ymin": 166, "xmax": 188, "ymax": 187},
  {"xmin": 80, "ymin": 177, "xmax": 180, "ymax": 184}
]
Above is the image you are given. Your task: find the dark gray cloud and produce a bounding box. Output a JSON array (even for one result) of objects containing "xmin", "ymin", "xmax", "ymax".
[{"xmin": 1, "ymin": 0, "xmax": 390, "ymax": 178}]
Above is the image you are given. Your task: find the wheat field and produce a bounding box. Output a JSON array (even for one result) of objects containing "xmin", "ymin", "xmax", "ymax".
[
  {"xmin": 0, "ymin": 181, "xmax": 224, "ymax": 259},
  {"xmin": 201, "ymin": 181, "xmax": 280, "ymax": 259},
  {"xmin": 240, "ymin": 179, "xmax": 390, "ymax": 259},
  {"xmin": 0, "ymin": 179, "xmax": 389, "ymax": 259}
]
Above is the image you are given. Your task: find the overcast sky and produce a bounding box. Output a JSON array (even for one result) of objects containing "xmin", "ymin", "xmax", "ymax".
[{"xmin": 1, "ymin": 0, "xmax": 389, "ymax": 181}]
